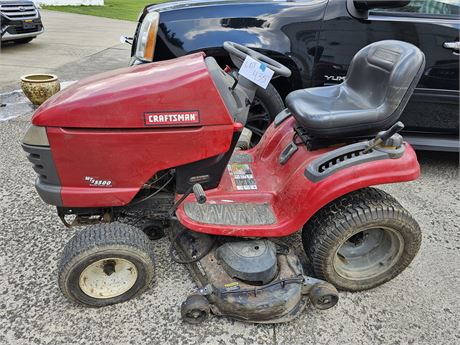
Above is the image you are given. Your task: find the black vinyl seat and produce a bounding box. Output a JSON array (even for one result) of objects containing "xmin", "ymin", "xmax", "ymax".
[{"xmin": 286, "ymin": 40, "xmax": 425, "ymax": 139}]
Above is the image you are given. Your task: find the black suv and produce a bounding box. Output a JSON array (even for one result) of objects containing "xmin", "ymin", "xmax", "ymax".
[
  {"xmin": 130, "ymin": 0, "xmax": 460, "ymax": 151},
  {"xmin": 0, "ymin": 0, "xmax": 44, "ymax": 44}
]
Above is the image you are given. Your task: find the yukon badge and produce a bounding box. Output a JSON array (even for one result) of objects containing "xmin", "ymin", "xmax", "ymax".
[
  {"xmin": 324, "ymin": 75, "xmax": 346, "ymax": 82},
  {"xmin": 144, "ymin": 110, "xmax": 200, "ymax": 127},
  {"xmin": 85, "ymin": 176, "xmax": 112, "ymax": 187}
]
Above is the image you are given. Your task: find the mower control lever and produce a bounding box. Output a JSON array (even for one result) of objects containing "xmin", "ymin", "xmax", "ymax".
[
  {"xmin": 193, "ymin": 184, "xmax": 207, "ymax": 204},
  {"xmin": 168, "ymin": 183, "xmax": 207, "ymax": 217},
  {"xmin": 363, "ymin": 121, "xmax": 404, "ymax": 153},
  {"xmin": 379, "ymin": 121, "xmax": 404, "ymax": 143}
]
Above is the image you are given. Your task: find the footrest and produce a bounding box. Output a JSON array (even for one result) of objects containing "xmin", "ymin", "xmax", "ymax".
[{"xmin": 183, "ymin": 202, "xmax": 276, "ymax": 226}]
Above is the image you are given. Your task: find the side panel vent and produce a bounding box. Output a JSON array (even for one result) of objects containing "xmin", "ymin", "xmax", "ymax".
[
  {"xmin": 22, "ymin": 144, "xmax": 61, "ymax": 186},
  {"xmin": 21, "ymin": 143, "xmax": 62, "ymax": 206},
  {"xmin": 305, "ymin": 142, "xmax": 404, "ymax": 182},
  {"xmin": 318, "ymin": 149, "xmax": 371, "ymax": 173}
]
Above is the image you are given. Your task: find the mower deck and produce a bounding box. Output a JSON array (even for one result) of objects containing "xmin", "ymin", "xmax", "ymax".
[{"xmin": 169, "ymin": 222, "xmax": 325, "ymax": 323}]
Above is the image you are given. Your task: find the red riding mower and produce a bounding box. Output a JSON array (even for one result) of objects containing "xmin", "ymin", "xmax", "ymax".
[{"xmin": 22, "ymin": 40, "xmax": 424, "ymax": 324}]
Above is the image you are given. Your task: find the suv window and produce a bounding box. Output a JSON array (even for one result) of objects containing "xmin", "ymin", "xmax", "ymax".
[{"xmin": 372, "ymin": 0, "xmax": 460, "ymax": 17}]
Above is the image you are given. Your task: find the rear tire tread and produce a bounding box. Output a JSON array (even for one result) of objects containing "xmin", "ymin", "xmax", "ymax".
[{"xmin": 302, "ymin": 187, "xmax": 421, "ymax": 291}]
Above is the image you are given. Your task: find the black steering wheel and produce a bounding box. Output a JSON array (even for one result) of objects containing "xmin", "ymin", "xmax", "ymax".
[{"xmin": 223, "ymin": 41, "xmax": 292, "ymax": 78}]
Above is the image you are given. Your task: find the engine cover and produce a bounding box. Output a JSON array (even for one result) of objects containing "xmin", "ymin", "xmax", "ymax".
[{"xmin": 216, "ymin": 240, "xmax": 277, "ymax": 285}]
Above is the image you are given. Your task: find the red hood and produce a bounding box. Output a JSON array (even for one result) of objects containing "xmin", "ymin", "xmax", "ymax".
[{"xmin": 32, "ymin": 53, "xmax": 231, "ymax": 128}]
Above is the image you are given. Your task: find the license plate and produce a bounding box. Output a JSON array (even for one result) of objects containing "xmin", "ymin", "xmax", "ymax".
[{"xmin": 23, "ymin": 21, "xmax": 35, "ymax": 29}]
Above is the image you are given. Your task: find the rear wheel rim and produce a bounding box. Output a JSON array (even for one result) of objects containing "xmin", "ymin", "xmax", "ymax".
[
  {"xmin": 333, "ymin": 227, "xmax": 404, "ymax": 281},
  {"xmin": 79, "ymin": 257, "xmax": 138, "ymax": 299}
]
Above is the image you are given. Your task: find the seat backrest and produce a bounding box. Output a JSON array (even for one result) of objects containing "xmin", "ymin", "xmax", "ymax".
[{"xmin": 345, "ymin": 40, "xmax": 425, "ymax": 114}]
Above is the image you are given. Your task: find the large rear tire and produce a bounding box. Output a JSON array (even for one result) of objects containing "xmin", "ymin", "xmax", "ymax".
[
  {"xmin": 302, "ymin": 188, "xmax": 421, "ymax": 291},
  {"xmin": 58, "ymin": 222, "xmax": 155, "ymax": 307}
]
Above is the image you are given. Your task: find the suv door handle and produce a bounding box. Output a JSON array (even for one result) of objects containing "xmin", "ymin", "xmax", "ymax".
[{"xmin": 443, "ymin": 41, "xmax": 460, "ymax": 55}]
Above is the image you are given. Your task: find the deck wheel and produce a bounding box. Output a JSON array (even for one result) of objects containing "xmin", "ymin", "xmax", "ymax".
[{"xmin": 181, "ymin": 294, "xmax": 210, "ymax": 324}]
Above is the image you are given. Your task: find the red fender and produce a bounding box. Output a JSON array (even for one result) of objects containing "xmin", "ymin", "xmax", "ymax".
[{"xmin": 176, "ymin": 116, "xmax": 419, "ymax": 237}]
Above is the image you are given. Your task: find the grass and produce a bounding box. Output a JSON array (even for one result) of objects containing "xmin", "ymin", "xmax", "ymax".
[{"xmin": 43, "ymin": 0, "xmax": 167, "ymax": 22}]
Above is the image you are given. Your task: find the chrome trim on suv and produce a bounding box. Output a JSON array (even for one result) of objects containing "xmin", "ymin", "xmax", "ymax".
[
  {"xmin": 0, "ymin": 1, "xmax": 43, "ymax": 42},
  {"xmin": 0, "ymin": 2, "xmax": 38, "ymax": 20},
  {"xmin": 1, "ymin": 27, "xmax": 44, "ymax": 41}
]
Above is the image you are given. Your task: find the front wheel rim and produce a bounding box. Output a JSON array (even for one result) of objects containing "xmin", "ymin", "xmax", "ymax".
[
  {"xmin": 79, "ymin": 258, "xmax": 138, "ymax": 299},
  {"xmin": 333, "ymin": 227, "xmax": 404, "ymax": 281}
]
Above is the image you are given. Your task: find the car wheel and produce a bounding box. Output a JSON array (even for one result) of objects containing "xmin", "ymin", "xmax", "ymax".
[
  {"xmin": 58, "ymin": 222, "xmax": 156, "ymax": 307},
  {"xmin": 246, "ymin": 83, "xmax": 285, "ymax": 146},
  {"xmin": 302, "ymin": 188, "xmax": 421, "ymax": 291}
]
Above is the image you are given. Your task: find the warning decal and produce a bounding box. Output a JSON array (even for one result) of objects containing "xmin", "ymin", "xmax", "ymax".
[{"xmin": 227, "ymin": 163, "xmax": 258, "ymax": 191}]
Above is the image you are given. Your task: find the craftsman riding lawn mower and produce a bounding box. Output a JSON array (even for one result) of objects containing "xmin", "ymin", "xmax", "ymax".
[{"xmin": 22, "ymin": 40, "xmax": 424, "ymax": 324}]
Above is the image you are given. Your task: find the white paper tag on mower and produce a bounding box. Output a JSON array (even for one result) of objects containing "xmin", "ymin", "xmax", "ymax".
[{"xmin": 238, "ymin": 56, "xmax": 274, "ymax": 89}]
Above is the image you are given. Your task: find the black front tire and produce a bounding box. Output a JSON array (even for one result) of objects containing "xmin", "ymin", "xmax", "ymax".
[
  {"xmin": 302, "ymin": 188, "xmax": 421, "ymax": 291},
  {"xmin": 58, "ymin": 222, "xmax": 156, "ymax": 307}
]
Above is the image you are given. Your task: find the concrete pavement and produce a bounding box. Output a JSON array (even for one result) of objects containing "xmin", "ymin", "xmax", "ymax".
[
  {"xmin": 0, "ymin": 9, "xmax": 459, "ymax": 345},
  {"xmin": 0, "ymin": 10, "xmax": 135, "ymax": 92},
  {"xmin": 0, "ymin": 109, "xmax": 459, "ymax": 344}
]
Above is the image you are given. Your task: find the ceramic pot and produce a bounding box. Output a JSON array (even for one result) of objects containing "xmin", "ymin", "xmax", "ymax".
[{"xmin": 20, "ymin": 74, "xmax": 60, "ymax": 106}]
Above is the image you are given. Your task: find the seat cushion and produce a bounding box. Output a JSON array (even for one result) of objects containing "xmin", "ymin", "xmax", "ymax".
[
  {"xmin": 286, "ymin": 40, "xmax": 425, "ymax": 139},
  {"xmin": 286, "ymin": 85, "xmax": 383, "ymax": 137}
]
